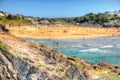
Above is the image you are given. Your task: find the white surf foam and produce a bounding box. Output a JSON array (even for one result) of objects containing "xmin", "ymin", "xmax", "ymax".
[
  {"xmin": 101, "ymin": 45, "xmax": 114, "ymax": 49},
  {"xmin": 71, "ymin": 45, "xmax": 82, "ymax": 48},
  {"xmin": 80, "ymin": 48, "xmax": 99, "ymax": 52},
  {"xmin": 79, "ymin": 48, "xmax": 107, "ymax": 53}
]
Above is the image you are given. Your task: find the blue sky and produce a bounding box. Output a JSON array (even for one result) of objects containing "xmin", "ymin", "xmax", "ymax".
[{"xmin": 0, "ymin": 0, "xmax": 120, "ymax": 18}]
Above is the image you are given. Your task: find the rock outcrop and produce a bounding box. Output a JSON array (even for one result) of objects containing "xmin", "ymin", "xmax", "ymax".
[
  {"xmin": 0, "ymin": 24, "xmax": 9, "ymax": 33},
  {"xmin": 0, "ymin": 33, "xmax": 90, "ymax": 80},
  {"xmin": 0, "ymin": 33, "xmax": 120, "ymax": 80}
]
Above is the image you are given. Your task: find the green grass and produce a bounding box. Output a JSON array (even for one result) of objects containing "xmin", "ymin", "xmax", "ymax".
[
  {"xmin": 95, "ymin": 72, "xmax": 120, "ymax": 80},
  {"xmin": 0, "ymin": 17, "xmax": 32, "ymax": 26},
  {"xmin": 0, "ymin": 44, "xmax": 7, "ymax": 51}
]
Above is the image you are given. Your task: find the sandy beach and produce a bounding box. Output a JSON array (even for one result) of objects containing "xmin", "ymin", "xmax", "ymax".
[{"xmin": 7, "ymin": 25, "xmax": 120, "ymax": 39}]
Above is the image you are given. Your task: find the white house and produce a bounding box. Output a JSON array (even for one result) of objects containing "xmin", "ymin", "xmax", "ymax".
[{"xmin": 0, "ymin": 12, "xmax": 5, "ymax": 16}]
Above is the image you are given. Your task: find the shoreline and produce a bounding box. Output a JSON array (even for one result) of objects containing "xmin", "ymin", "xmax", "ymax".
[
  {"xmin": 25, "ymin": 35, "xmax": 120, "ymax": 65},
  {"xmin": 1, "ymin": 32, "xmax": 120, "ymax": 79},
  {"xmin": 24, "ymin": 35, "xmax": 120, "ymax": 40}
]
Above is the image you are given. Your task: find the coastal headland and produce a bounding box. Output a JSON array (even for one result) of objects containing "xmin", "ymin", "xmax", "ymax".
[
  {"xmin": 0, "ymin": 26, "xmax": 120, "ymax": 80},
  {"xmin": 1, "ymin": 4, "xmax": 120, "ymax": 80}
]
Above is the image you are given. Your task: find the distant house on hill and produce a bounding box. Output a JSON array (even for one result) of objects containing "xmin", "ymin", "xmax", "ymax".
[
  {"xmin": 107, "ymin": 11, "xmax": 120, "ymax": 17},
  {"xmin": 0, "ymin": 11, "xmax": 4, "ymax": 17},
  {"xmin": 39, "ymin": 20, "xmax": 49, "ymax": 24},
  {"xmin": 0, "ymin": 11, "xmax": 9, "ymax": 17}
]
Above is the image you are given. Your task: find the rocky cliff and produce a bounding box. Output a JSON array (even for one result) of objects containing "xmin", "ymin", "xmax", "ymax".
[{"xmin": 0, "ymin": 32, "xmax": 120, "ymax": 80}]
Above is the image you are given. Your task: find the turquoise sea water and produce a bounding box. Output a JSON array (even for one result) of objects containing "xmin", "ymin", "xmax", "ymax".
[{"xmin": 25, "ymin": 36, "xmax": 120, "ymax": 64}]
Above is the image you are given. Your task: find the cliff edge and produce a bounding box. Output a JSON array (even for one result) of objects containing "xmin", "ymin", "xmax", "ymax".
[{"xmin": 0, "ymin": 27, "xmax": 120, "ymax": 80}]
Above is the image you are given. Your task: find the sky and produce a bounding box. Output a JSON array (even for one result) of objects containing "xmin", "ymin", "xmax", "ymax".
[{"xmin": 0, "ymin": 0, "xmax": 120, "ymax": 18}]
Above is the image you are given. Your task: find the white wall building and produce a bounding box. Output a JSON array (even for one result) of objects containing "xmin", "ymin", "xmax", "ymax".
[{"xmin": 0, "ymin": 12, "xmax": 5, "ymax": 16}]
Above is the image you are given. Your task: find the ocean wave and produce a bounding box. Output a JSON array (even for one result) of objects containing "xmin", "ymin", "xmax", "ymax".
[
  {"xmin": 79, "ymin": 48, "xmax": 106, "ymax": 53},
  {"xmin": 70, "ymin": 45, "xmax": 82, "ymax": 48},
  {"xmin": 101, "ymin": 45, "xmax": 114, "ymax": 49}
]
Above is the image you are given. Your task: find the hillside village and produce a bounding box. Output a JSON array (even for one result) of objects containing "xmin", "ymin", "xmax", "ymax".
[{"xmin": 0, "ymin": 10, "xmax": 120, "ymax": 27}]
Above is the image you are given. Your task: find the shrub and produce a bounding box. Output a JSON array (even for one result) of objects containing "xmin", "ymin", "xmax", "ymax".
[{"xmin": 0, "ymin": 44, "xmax": 7, "ymax": 51}]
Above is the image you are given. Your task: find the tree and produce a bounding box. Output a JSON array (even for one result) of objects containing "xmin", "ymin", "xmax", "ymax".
[{"xmin": 6, "ymin": 14, "xmax": 13, "ymax": 19}]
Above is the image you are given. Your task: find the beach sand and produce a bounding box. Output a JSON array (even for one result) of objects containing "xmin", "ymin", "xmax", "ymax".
[{"xmin": 6, "ymin": 25, "xmax": 120, "ymax": 39}]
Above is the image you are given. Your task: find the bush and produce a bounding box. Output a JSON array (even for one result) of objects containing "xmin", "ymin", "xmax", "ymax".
[
  {"xmin": 114, "ymin": 23, "xmax": 120, "ymax": 28},
  {"xmin": 0, "ymin": 44, "xmax": 7, "ymax": 51}
]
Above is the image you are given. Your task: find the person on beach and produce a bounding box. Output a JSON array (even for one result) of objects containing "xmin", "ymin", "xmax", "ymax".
[{"xmin": 53, "ymin": 41, "xmax": 59, "ymax": 48}]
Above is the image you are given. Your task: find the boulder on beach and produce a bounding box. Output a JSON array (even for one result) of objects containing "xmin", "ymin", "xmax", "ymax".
[{"xmin": 0, "ymin": 24, "xmax": 9, "ymax": 33}]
